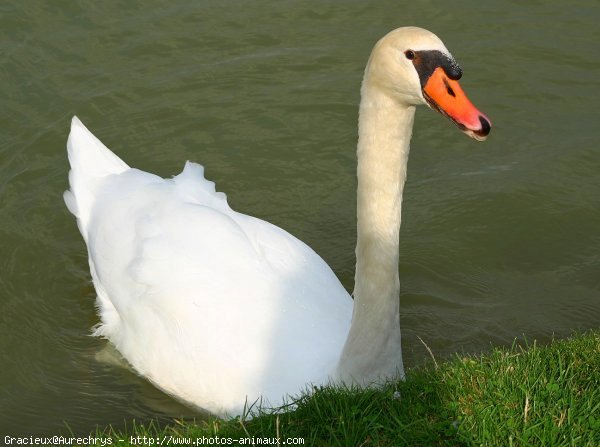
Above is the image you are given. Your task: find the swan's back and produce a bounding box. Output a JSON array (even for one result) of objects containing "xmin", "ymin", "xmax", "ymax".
[{"xmin": 64, "ymin": 117, "xmax": 352, "ymax": 415}]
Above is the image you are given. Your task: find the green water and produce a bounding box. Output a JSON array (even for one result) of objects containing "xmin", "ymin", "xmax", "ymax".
[{"xmin": 1, "ymin": 0, "xmax": 598, "ymax": 436}]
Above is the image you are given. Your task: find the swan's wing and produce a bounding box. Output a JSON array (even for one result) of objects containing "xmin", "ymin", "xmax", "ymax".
[{"xmin": 82, "ymin": 163, "xmax": 351, "ymax": 414}]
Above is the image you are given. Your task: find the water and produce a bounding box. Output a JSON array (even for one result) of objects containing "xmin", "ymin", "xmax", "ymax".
[{"xmin": 1, "ymin": 0, "xmax": 598, "ymax": 436}]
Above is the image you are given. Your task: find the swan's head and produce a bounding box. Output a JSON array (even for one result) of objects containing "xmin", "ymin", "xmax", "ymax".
[{"xmin": 365, "ymin": 27, "xmax": 491, "ymax": 141}]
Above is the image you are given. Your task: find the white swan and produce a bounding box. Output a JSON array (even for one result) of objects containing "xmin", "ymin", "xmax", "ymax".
[{"xmin": 65, "ymin": 27, "xmax": 490, "ymax": 416}]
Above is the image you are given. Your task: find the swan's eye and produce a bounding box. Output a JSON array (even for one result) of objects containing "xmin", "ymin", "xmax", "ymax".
[{"xmin": 404, "ymin": 50, "xmax": 415, "ymax": 60}]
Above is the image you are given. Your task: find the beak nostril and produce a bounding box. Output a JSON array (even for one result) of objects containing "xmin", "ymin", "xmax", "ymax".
[
  {"xmin": 478, "ymin": 116, "xmax": 491, "ymax": 136},
  {"xmin": 442, "ymin": 78, "xmax": 456, "ymax": 97}
]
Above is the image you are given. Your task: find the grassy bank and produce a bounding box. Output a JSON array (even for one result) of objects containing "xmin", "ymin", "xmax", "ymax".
[{"xmin": 101, "ymin": 331, "xmax": 599, "ymax": 446}]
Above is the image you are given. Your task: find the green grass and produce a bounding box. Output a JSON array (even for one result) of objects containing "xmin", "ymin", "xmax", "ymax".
[{"xmin": 97, "ymin": 331, "xmax": 599, "ymax": 446}]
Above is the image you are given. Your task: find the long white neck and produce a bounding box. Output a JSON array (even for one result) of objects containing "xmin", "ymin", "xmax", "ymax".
[{"xmin": 336, "ymin": 77, "xmax": 415, "ymax": 383}]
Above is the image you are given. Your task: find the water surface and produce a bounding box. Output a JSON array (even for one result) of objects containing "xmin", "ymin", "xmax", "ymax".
[{"xmin": 1, "ymin": 0, "xmax": 598, "ymax": 436}]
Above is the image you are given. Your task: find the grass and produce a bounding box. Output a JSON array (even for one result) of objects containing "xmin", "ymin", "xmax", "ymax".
[{"xmin": 94, "ymin": 331, "xmax": 599, "ymax": 446}]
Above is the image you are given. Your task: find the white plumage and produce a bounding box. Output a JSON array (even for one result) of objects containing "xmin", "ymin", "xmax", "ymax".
[
  {"xmin": 65, "ymin": 27, "xmax": 489, "ymax": 417},
  {"xmin": 65, "ymin": 117, "xmax": 352, "ymax": 415}
]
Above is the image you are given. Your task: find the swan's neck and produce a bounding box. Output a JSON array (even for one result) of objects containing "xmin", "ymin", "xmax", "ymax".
[{"xmin": 336, "ymin": 81, "xmax": 414, "ymax": 383}]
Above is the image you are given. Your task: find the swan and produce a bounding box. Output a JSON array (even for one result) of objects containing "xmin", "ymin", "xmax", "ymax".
[{"xmin": 65, "ymin": 27, "xmax": 491, "ymax": 417}]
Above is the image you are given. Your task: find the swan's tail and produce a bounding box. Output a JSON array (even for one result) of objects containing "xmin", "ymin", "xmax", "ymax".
[{"xmin": 64, "ymin": 116, "xmax": 129, "ymax": 236}]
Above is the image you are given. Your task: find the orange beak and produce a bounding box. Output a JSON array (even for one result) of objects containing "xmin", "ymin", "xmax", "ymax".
[{"xmin": 423, "ymin": 67, "xmax": 491, "ymax": 141}]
